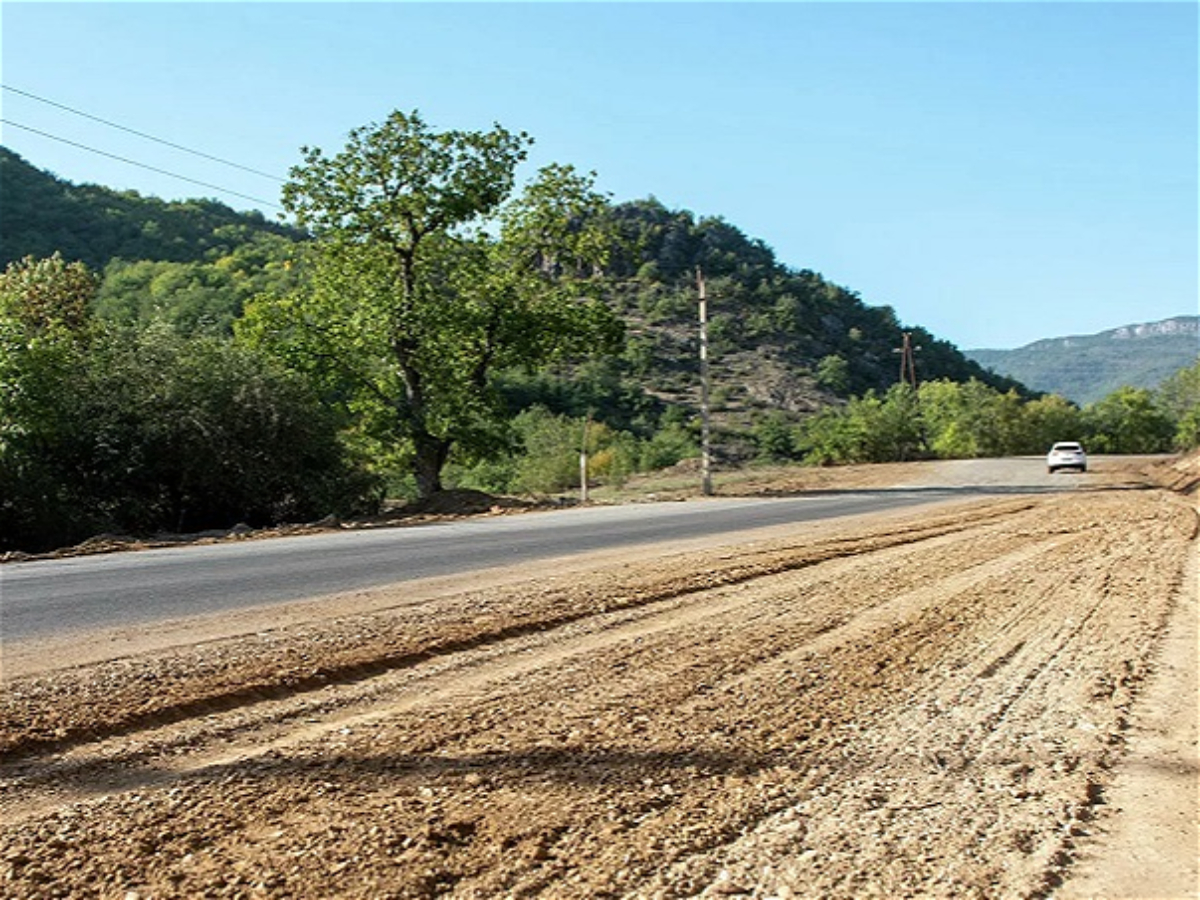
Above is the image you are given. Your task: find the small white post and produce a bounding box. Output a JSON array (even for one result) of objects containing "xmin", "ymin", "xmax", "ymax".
[{"xmin": 579, "ymin": 413, "xmax": 590, "ymax": 504}]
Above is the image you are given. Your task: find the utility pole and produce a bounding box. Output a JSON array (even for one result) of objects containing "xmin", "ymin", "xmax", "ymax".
[
  {"xmin": 895, "ymin": 331, "xmax": 921, "ymax": 389},
  {"xmin": 697, "ymin": 268, "xmax": 713, "ymax": 496}
]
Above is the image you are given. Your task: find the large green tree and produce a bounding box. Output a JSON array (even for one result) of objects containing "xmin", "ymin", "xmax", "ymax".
[{"xmin": 240, "ymin": 111, "xmax": 623, "ymax": 497}]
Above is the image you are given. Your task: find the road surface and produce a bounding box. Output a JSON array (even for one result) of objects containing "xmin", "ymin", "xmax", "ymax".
[{"xmin": 3, "ymin": 487, "xmax": 979, "ymax": 642}]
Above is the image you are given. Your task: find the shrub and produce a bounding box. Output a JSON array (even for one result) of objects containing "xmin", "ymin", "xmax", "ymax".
[{"xmin": 0, "ymin": 321, "xmax": 380, "ymax": 552}]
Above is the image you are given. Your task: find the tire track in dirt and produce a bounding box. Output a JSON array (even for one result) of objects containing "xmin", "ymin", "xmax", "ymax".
[
  {"xmin": 0, "ymin": 500, "xmax": 1035, "ymax": 759},
  {"xmin": 655, "ymin": 492, "xmax": 1194, "ymax": 900},
  {"xmin": 0, "ymin": 488, "xmax": 1195, "ymax": 899},
  {"xmin": 0, "ymin": 504, "xmax": 1065, "ymax": 824}
]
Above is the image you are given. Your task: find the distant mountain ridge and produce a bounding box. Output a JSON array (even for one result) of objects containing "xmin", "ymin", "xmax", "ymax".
[{"xmin": 967, "ymin": 316, "xmax": 1199, "ymax": 404}]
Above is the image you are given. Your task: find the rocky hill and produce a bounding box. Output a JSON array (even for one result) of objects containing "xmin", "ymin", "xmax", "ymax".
[
  {"xmin": 967, "ymin": 316, "xmax": 1199, "ymax": 404},
  {"xmin": 1, "ymin": 148, "xmax": 1026, "ymax": 451}
]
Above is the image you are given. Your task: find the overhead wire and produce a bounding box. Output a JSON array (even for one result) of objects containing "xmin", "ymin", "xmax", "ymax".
[
  {"xmin": 0, "ymin": 84, "xmax": 287, "ymax": 211},
  {"xmin": 1, "ymin": 120, "xmax": 286, "ymax": 211},
  {"xmin": 2, "ymin": 84, "xmax": 285, "ymax": 182}
]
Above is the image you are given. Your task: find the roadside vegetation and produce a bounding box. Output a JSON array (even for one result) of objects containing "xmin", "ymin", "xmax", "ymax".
[
  {"xmin": 788, "ymin": 373, "xmax": 1196, "ymax": 466},
  {"xmin": 2, "ymin": 126, "xmax": 1197, "ymax": 554}
]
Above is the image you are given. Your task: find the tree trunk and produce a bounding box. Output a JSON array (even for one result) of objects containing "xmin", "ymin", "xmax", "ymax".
[
  {"xmin": 412, "ymin": 431, "xmax": 450, "ymax": 499},
  {"xmin": 394, "ymin": 354, "xmax": 448, "ymax": 501}
]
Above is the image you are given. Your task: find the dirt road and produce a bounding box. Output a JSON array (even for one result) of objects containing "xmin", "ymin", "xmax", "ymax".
[{"xmin": 2, "ymin": 458, "xmax": 1197, "ymax": 898}]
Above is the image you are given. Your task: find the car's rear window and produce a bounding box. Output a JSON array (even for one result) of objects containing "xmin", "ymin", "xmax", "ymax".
[{"xmin": 1053, "ymin": 443, "xmax": 1082, "ymax": 452}]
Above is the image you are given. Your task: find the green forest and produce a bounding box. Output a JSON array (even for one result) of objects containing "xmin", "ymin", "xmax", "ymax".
[{"xmin": 2, "ymin": 122, "xmax": 1198, "ymax": 553}]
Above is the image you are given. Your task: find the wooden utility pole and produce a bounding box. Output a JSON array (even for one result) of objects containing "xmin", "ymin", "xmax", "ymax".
[
  {"xmin": 697, "ymin": 268, "xmax": 713, "ymax": 496},
  {"xmin": 895, "ymin": 331, "xmax": 920, "ymax": 389}
]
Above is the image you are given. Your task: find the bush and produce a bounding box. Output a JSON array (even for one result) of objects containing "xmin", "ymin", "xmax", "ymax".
[
  {"xmin": 639, "ymin": 421, "xmax": 699, "ymax": 471},
  {"xmin": 753, "ymin": 411, "xmax": 800, "ymax": 462},
  {"xmin": 0, "ymin": 321, "xmax": 380, "ymax": 552},
  {"xmin": 445, "ymin": 405, "xmax": 698, "ymax": 496}
]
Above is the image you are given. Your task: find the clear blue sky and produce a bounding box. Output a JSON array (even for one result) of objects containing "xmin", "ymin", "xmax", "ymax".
[{"xmin": 2, "ymin": 1, "xmax": 1196, "ymax": 350}]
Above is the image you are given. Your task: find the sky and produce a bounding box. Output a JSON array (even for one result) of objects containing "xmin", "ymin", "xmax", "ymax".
[{"xmin": 1, "ymin": 2, "xmax": 1196, "ymax": 351}]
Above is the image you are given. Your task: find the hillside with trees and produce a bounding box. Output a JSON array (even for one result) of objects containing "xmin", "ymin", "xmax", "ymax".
[
  {"xmin": 593, "ymin": 198, "xmax": 1025, "ymax": 433},
  {"xmin": 3, "ymin": 127, "xmax": 1198, "ymax": 554},
  {"xmin": 1, "ymin": 145, "xmax": 1020, "ymax": 412},
  {"xmin": 0, "ymin": 147, "xmax": 303, "ymax": 271}
]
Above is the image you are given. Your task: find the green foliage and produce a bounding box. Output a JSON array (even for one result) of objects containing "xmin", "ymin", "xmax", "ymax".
[
  {"xmin": 796, "ymin": 371, "xmax": 1193, "ymax": 467},
  {"xmin": 814, "ymin": 354, "xmax": 850, "ymax": 394},
  {"xmin": 916, "ymin": 380, "xmax": 976, "ymax": 458},
  {"xmin": 753, "ymin": 411, "xmax": 800, "ymax": 462},
  {"xmin": 1083, "ymin": 386, "xmax": 1175, "ymax": 454},
  {"xmin": 798, "ymin": 385, "xmax": 925, "ymax": 465},
  {"xmin": 1154, "ymin": 359, "xmax": 1200, "ymax": 450},
  {"xmin": 1, "ymin": 280, "xmax": 378, "ymax": 552},
  {"xmin": 866, "ymin": 385, "xmax": 926, "ymax": 462},
  {"xmin": 494, "ymin": 357, "xmax": 663, "ymax": 436},
  {"xmin": 94, "ymin": 234, "xmax": 302, "ymax": 334},
  {"xmin": 0, "ymin": 253, "xmax": 97, "ymax": 333},
  {"xmin": 796, "ymin": 405, "xmax": 867, "ymax": 466},
  {"xmin": 918, "ymin": 380, "xmax": 1032, "ymax": 458},
  {"xmin": 801, "ymin": 380, "xmax": 1029, "ymax": 465},
  {"xmin": 0, "ymin": 147, "xmax": 303, "ymax": 271},
  {"xmin": 1021, "ymin": 394, "xmax": 1084, "ymax": 452},
  {"xmin": 637, "ymin": 420, "xmax": 698, "ymax": 471},
  {"xmin": 1171, "ymin": 407, "xmax": 1200, "ymax": 451},
  {"xmin": 282, "ymin": 111, "xmax": 529, "ymax": 245},
  {"xmin": 250, "ymin": 110, "xmax": 624, "ymax": 498},
  {"xmin": 447, "ymin": 405, "xmax": 695, "ymax": 495},
  {"xmin": 510, "ymin": 407, "xmax": 592, "ymax": 494}
]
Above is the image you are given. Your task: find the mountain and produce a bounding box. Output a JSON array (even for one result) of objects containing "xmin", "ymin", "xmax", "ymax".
[
  {"xmin": 513, "ymin": 197, "xmax": 1029, "ymax": 455},
  {"xmin": 966, "ymin": 317, "xmax": 1199, "ymax": 405},
  {"xmin": 2, "ymin": 150, "xmax": 1027, "ymax": 457},
  {"xmin": 0, "ymin": 146, "xmax": 303, "ymax": 271}
]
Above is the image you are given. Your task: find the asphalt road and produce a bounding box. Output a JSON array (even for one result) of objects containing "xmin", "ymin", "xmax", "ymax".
[{"xmin": 1, "ymin": 489, "xmax": 975, "ymax": 643}]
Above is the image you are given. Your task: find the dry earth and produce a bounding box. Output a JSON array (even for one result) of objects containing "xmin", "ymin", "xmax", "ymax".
[{"xmin": 1, "ymin": 457, "xmax": 1197, "ymax": 899}]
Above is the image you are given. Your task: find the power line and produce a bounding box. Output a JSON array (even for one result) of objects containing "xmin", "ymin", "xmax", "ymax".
[
  {"xmin": 1, "ymin": 84, "xmax": 284, "ymax": 182},
  {"xmin": 1, "ymin": 118, "xmax": 286, "ymax": 211}
]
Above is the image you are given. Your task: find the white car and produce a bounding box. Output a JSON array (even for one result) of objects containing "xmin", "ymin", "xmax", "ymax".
[{"xmin": 1047, "ymin": 441, "xmax": 1087, "ymax": 474}]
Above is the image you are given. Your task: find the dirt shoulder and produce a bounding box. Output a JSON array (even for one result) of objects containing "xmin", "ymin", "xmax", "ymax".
[
  {"xmin": 1056, "ymin": 534, "xmax": 1199, "ymax": 900},
  {"xmin": 1, "ymin": 457, "xmax": 1196, "ymax": 899}
]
